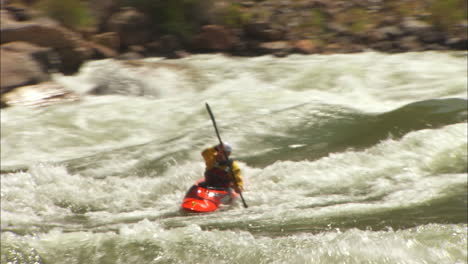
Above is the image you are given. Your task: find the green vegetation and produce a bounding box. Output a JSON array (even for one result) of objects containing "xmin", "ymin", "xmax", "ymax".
[
  {"xmin": 29, "ymin": 0, "xmax": 252, "ymax": 40},
  {"xmin": 34, "ymin": 0, "xmax": 95, "ymax": 29},
  {"xmin": 426, "ymin": 0, "xmax": 467, "ymax": 30},
  {"xmin": 119, "ymin": 0, "xmax": 252, "ymax": 38},
  {"xmin": 20, "ymin": 0, "xmax": 468, "ymax": 47},
  {"xmin": 308, "ymin": 9, "xmax": 327, "ymax": 33},
  {"xmin": 332, "ymin": 7, "xmax": 378, "ymax": 35},
  {"xmin": 385, "ymin": 0, "xmax": 466, "ymax": 30},
  {"xmin": 223, "ymin": 3, "xmax": 252, "ymax": 27},
  {"xmin": 347, "ymin": 8, "xmax": 376, "ymax": 34},
  {"xmin": 119, "ymin": 0, "xmax": 195, "ymax": 39},
  {"xmin": 385, "ymin": 0, "xmax": 427, "ymax": 17}
]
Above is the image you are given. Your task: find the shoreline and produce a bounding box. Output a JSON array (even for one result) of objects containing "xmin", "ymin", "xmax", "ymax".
[
  {"xmin": 1, "ymin": 0, "xmax": 466, "ymax": 108},
  {"xmin": 1, "ymin": 49, "xmax": 466, "ymax": 109}
]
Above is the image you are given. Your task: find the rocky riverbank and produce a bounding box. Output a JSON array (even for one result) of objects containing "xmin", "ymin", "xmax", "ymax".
[{"xmin": 1, "ymin": 0, "xmax": 467, "ymax": 108}]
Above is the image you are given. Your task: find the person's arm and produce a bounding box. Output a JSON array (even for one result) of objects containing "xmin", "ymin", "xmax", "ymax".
[
  {"xmin": 202, "ymin": 147, "xmax": 217, "ymax": 168},
  {"xmin": 230, "ymin": 161, "xmax": 243, "ymax": 193}
]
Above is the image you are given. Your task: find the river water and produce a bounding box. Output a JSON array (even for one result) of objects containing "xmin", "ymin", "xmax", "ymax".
[{"xmin": 1, "ymin": 51, "xmax": 467, "ymax": 264}]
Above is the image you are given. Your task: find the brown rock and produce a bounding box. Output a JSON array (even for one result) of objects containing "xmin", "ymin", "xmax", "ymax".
[
  {"xmin": 117, "ymin": 51, "xmax": 144, "ymax": 60},
  {"xmin": 1, "ymin": 41, "xmax": 60, "ymax": 73},
  {"xmin": 129, "ymin": 45, "xmax": 145, "ymax": 54},
  {"xmin": 400, "ymin": 18, "xmax": 443, "ymax": 44},
  {"xmin": 78, "ymin": 27, "xmax": 98, "ymax": 40},
  {"xmin": 256, "ymin": 41, "xmax": 292, "ymax": 56},
  {"xmin": 257, "ymin": 41, "xmax": 290, "ymax": 51},
  {"xmin": 400, "ymin": 18, "xmax": 431, "ymax": 35},
  {"xmin": 1, "ymin": 20, "xmax": 93, "ymax": 74},
  {"xmin": 85, "ymin": 41, "xmax": 118, "ymax": 59},
  {"xmin": 0, "ymin": 9, "xmax": 16, "ymax": 25},
  {"xmin": 91, "ymin": 32, "xmax": 120, "ymax": 50},
  {"xmin": 323, "ymin": 43, "xmax": 343, "ymax": 54},
  {"xmin": 369, "ymin": 41, "xmax": 394, "ymax": 52},
  {"xmin": 398, "ymin": 36, "xmax": 423, "ymax": 51},
  {"xmin": 174, "ymin": 50, "xmax": 191, "ymax": 58},
  {"xmin": 88, "ymin": 0, "xmax": 120, "ymax": 32},
  {"xmin": 160, "ymin": 35, "xmax": 183, "ymax": 52},
  {"xmin": 293, "ymin": 39, "xmax": 318, "ymax": 54},
  {"xmin": 192, "ymin": 25, "xmax": 237, "ymax": 51},
  {"xmin": 1, "ymin": 45, "xmax": 51, "ymax": 93},
  {"xmin": 1, "ymin": 81, "xmax": 79, "ymax": 108},
  {"xmin": 107, "ymin": 7, "xmax": 151, "ymax": 49},
  {"xmin": 366, "ymin": 29, "xmax": 387, "ymax": 42},
  {"xmin": 145, "ymin": 36, "xmax": 184, "ymax": 57},
  {"xmin": 244, "ymin": 22, "xmax": 285, "ymax": 41},
  {"xmin": 446, "ymin": 37, "xmax": 467, "ymax": 50},
  {"xmin": 378, "ymin": 26, "xmax": 404, "ymax": 40},
  {"xmin": 4, "ymin": 5, "xmax": 33, "ymax": 21}
]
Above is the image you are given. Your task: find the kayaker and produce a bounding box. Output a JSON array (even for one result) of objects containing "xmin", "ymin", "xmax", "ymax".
[{"xmin": 201, "ymin": 142, "xmax": 243, "ymax": 194}]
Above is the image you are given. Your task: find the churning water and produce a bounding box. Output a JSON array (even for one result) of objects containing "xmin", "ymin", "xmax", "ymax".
[{"xmin": 1, "ymin": 51, "xmax": 467, "ymax": 264}]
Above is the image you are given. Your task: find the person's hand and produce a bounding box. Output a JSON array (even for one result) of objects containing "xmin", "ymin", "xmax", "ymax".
[{"xmin": 233, "ymin": 185, "xmax": 242, "ymax": 194}]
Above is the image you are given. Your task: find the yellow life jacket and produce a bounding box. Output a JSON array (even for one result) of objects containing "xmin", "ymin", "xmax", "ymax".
[{"xmin": 202, "ymin": 147, "xmax": 243, "ymax": 189}]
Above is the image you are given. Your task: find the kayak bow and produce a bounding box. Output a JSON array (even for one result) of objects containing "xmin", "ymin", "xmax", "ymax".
[{"xmin": 181, "ymin": 180, "xmax": 237, "ymax": 213}]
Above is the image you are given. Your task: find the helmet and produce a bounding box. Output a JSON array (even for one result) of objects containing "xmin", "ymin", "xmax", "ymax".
[{"xmin": 218, "ymin": 142, "xmax": 232, "ymax": 154}]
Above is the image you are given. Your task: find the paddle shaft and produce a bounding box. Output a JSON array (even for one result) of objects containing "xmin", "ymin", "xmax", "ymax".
[{"xmin": 205, "ymin": 103, "xmax": 248, "ymax": 208}]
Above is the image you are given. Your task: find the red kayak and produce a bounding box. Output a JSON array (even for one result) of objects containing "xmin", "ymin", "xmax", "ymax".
[{"xmin": 181, "ymin": 180, "xmax": 238, "ymax": 213}]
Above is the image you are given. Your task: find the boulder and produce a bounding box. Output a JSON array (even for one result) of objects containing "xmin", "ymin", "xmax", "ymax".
[
  {"xmin": 160, "ymin": 35, "xmax": 183, "ymax": 52},
  {"xmin": 369, "ymin": 40, "xmax": 395, "ymax": 52},
  {"xmin": 88, "ymin": 0, "xmax": 120, "ymax": 32},
  {"xmin": 292, "ymin": 39, "xmax": 319, "ymax": 54},
  {"xmin": 244, "ymin": 22, "xmax": 285, "ymax": 41},
  {"xmin": 0, "ymin": 9, "xmax": 16, "ymax": 25},
  {"xmin": 117, "ymin": 51, "xmax": 144, "ymax": 60},
  {"xmin": 377, "ymin": 26, "xmax": 404, "ymax": 40},
  {"xmin": 256, "ymin": 41, "xmax": 291, "ymax": 56},
  {"xmin": 1, "ymin": 19, "xmax": 93, "ymax": 74},
  {"xmin": 3, "ymin": 5, "xmax": 33, "ymax": 21},
  {"xmin": 145, "ymin": 35, "xmax": 183, "ymax": 56},
  {"xmin": 107, "ymin": 7, "xmax": 151, "ymax": 49},
  {"xmin": 400, "ymin": 18, "xmax": 444, "ymax": 44},
  {"xmin": 90, "ymin": 32, "xmax": 120, "ymax": 50},
  {"xmin": 1, "ymin": 41, "xmax": 60, "ymax": 73},
  {"xmin": 398, "ymin": 36, "xmax": 423, "ymax": 51},
  {"xmin": 446, "ymin": 37, "xmax": 467, "ymax": 50},
  {"xmin": 192, "ymin": 25, "xmax": 238, "ymax": 51},
  {"xmin": 86, "ymin": 41, "xmax": 118, "ymax": 59},
  {"xmin": 1, "ymin": 81, "xmax": 79, "ymax": 108},
  {"xmin": 1, "ymin": 46, "xmax": 50, "ymax": 93},
  {"xmin": 400, "ymin": 18, "xmax": 432, "ymax": 34},
  {"xmin": 323, "ymin": 43, "xmax": 344, "ymax": 54},
  {"xmin": 257, "ymin": 41, "xmax": 290, "ymax": 51}
]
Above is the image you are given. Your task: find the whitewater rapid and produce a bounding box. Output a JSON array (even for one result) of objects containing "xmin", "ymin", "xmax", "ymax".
[{"xmin": 1, "ymin": 51, "xmax": 467, "ymax": 264}]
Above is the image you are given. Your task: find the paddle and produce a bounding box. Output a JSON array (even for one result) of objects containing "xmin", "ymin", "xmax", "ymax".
[{"xmin": 205, "ymin": 103, "xmax": 248, "ymax": 208}]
